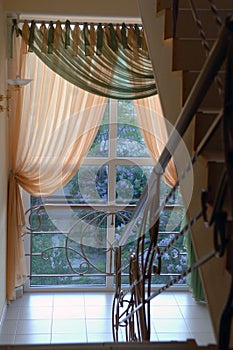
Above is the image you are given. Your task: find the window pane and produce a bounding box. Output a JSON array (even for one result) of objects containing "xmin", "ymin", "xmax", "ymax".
[
  {"xmin": 117, "ymin": 100, "xmax": 150, "ymax": 157},
  {"xmin": 87, "ymin": 102, "xmax": 109, "ymax": 157},
  {"xmin": 116, "ymin": 165, "xmax": 153, "ymax": 204},
  {"xmin": 65, "ymin": 165, "xmax": 108, "ymax": 204}
]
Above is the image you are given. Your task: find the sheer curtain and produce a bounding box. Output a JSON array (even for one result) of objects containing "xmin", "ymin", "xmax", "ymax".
[
  {"xmin": 134, "ymin": 95, "xmax": 177, "ymax": 187},
  {"xmin": 7, "ymin": 35, "xmax": 107, "ymax": 301},
  {"xmin": 134, "ymin": 96, "xmax": 204, "ymax": 300}
]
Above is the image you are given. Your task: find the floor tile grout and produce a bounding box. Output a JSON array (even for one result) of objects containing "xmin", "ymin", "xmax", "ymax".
[{"xmin": 0, "ymin": 291, "xmax": 216, "ymax": 345}]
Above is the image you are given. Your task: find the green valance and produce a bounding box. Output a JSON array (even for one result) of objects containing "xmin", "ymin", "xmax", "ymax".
[{"xmin": 12, "ymin": 19, "xmax": 157, "ymax": 100}]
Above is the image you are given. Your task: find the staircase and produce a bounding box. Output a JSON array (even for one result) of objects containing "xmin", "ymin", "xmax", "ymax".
[{"xmin": 138, "ymin": 0, "xmax": 233, "ymax": 347}]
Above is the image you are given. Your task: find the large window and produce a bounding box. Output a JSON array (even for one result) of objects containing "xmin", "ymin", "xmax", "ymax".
[{"xmin": 24, "ymin": 99, "xmax": 186, "ymax": 290}]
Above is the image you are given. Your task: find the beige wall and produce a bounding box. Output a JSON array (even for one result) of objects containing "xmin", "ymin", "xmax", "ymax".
[
  {"xmin": 0, "ymin": 0, "xmax": 9, "ymax": 322},
  {"xmin": 3, "ymin": 0, "xmax": 140, "ymax": 19}
]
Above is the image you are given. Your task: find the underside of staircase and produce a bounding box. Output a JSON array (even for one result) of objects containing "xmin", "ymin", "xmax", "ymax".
[{"xmin": 138, "ymin": 0, "xmax": 233, "ymax": 347}]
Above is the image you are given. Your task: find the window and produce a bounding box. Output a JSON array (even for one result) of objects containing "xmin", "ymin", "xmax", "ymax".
[{"xmin": 24, "ymin": 99, "xmax": 187, "ymax": 290}]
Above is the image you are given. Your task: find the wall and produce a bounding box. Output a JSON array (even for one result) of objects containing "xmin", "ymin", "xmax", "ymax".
[
  {"xmin": 0, "ymin": 0, "xmax": 9, "ymax": 323},
  {"xmin": 3, "ymin": 0, "xmax": 140, "ymax": 20}
]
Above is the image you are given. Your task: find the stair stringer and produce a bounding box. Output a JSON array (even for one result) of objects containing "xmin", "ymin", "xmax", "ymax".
[{"xmin": 137, "ymin": 0, "xmax": 233, "ymax": 346}]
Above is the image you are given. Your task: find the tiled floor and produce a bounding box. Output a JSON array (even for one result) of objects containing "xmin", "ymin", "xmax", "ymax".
[{"xmin": 0, "ymin": 291, "xmax": 217, "ymax": 346}]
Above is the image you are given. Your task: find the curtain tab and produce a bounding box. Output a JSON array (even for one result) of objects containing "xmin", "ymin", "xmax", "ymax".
[
  {"xmin": 83, "ymin": 22, "xmax": 90, "ymax": 56},
  {"xmin": 134, "ymin": 24, "xmax": 142, "ymax": 49},
  {"xmin": 28, "ymin": 20, "xmax": 35, "ymax": 52},
  {"xmin": 10, "ymin": 19, "xmax": 21, "ymax": 58},
  {"xmin": 115, "ymin": 24, "xmax": 121, "ymax": 42},
  {"xmin": 12, "ymin": 19, "xmax": 21, "ymax": 37},
  {"xmin": 109, "ymin": 23, "xmax": 118, "ymax": 52},
  {"xmin": 47, "ymin": 21, "xmax": 54, "ymax": 54},
  {"xmin": 121, "ymin": 23, "xmax": 128, "ymax": 49},
  {"xmin": 104, "ymin": 23, "xmax": 111, "ymax": 47},
  {"xmin": 141, "ymin": 29, "xmax": 148, "ymax": 54},
  {"xmin": 89, "ymin": 23, "xmax": 95, "ymax": 55},
  {"xmin": 40, "ymin": 21, "xmax": 48, "ymax": 53},
  {"xmin": 128, "ymin": 24, "xmax": 139, "ymax": 60},
  {"xmin": 65, "ymin": 20, "xmax": 71, "ymax": 49},
  {"xmin": 72, "ymin": 23, "xmax": 80, "ymax": 56},
  {"xmin": 54, "ymin": 20, "xmax": 63, "ymax": 50},
  {"xmin": 22, "ymin": 20, "xmax": 30, "ymax": 54},
  {"xmin": 96, "ymin": 23, "xmax": 103, "ymax": 55}
]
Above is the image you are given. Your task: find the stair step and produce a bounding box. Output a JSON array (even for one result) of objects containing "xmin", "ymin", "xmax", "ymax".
[
  {"xmin": 207, "ymin": 162, "xmax": 224, "ymax": 206},
  {"xmin": 5, "ymin": 340, "xmax": 220, "ymax": 350},
  {"xmin": 172, "ymin": 38, "xmax": 221, "ymax": 71},
  {"xmin": 194, "ymin": 112, "xmax": 223, "ymax": 150},
  {"xmin": 194, "ymin": 111, "xmax": 225, "ymax": 164},
  {"xmin": 164, "ymin": 8, "xmax": 228, "ymax": 40},
  {"xmin": 182, "ymin": 71, "xmax": 224, "ymax": 111},
  {"xmin": 157, "ymin": 0, "xmax": 233, "ymax": 12}
]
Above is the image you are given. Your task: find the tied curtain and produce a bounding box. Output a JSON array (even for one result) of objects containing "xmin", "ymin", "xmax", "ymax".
[
  {"xmin": 12, "ymin": 20, "xmax": 157, "ymax": 100},
  {"xmin": 7, "ymin": 34, "xmax": 107, "ymax": 301}
]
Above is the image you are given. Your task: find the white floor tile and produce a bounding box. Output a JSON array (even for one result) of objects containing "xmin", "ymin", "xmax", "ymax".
[
  {"xmin": 150, "ymin": 293, "xmax": 178, "ymax": 306},
  {"xmin": 86, "ymin": 319, "xmax": 113, "ymax": 333},
  {"xmin": 52, "ymin": 319, "xmax": 86, "ymax": 334},
  {"xmin": 16, "ymin": 319, "xmax": 52, "ymax": 334},
  {"xmin": 152, "ymin": 318, "xmax": 189, "ymax": 333},
  {"xmin": 179, "ymin": 304, "xmax": 210, "ymax": 319},
  {"xmin": 185, "ymin": 318, "xmax": 215, "ymax": 333},
  {"xmin": 53, "ymin": 293, "xmax": 85, "ymax": 307},
  {"xmin": 53, "ymin": 306, "xmax": 85, "ymax": 319},
  {"xmin": 85, "ymin": 305, "xmax": 112, "ymax": 319},
  {"xmin": 5, "ymin": 306, "xmax": 20, "ymax": 320},
  {"xmin": 84, "ymin": 292, "xmax": 114, "ymax": 306},
  {"xmin": 87, "ymin": 332, "xmax": 114, "ymax": 342},
  {"xmin": 156, "ymin": 332, "xmax": 192, "ymax": 342},
  {"xmin": 191, "ymin": 332, "xmax": 217, "ymax": 345},
  {"xmin": 0, "ymin": 319, "xmax": 18, "ymax": 334},
  {"xmin": 51, "ymin": 332, "xmax": 87, "ymax": 343},
  {"xmin": 174, "ymin": 292, "xmax": 198, "ymax": 305},
  {"xmin": 0, "ymin": 334, "xmax": 15, "ymax": 344},
  {"xmin": 150, "ymin": 305, "xmax": 183, "ymax": 319},
  {"xmin": 19, "ymin": 306, "xmax": 53, "ymax": 319},
  {"xmin": 14, "ymin": 333, "xmax": 51, "ymax": 344},
  {"xmin": 20, "ymin": 294, "xmax": 54, "ymax": 307}
]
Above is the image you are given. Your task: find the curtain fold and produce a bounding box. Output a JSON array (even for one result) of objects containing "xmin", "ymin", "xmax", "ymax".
[
  {"xmin": 133, "ymin": 95, "xmax": 178, "ymax": 187},
  {"xmin": 12, "ymin": 20, "xmax": 157, "ymax": 100},
  {"xmin": 134, "ymin": 96, "xmax": 205, "ymax": 300},
  {"xmin": 184, "ymin": 229, "xmax": 205, "ymax": 302},
  {"xmin": 7, "ymin": 34, "xmax": 107, "ymax": 301}
]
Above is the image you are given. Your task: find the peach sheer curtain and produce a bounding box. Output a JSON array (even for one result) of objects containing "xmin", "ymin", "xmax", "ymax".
[
  {"xmin": 7, "ymin": 35, "xmax": 107, "ymax": 301},
  {"xmin": 134, "ymin": 95, "xmax": 177, "ymax": 187}
]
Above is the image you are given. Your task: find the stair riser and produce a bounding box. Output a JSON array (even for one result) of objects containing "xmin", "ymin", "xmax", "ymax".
[
  {"xmin": 182, "ymin": 71, "xmax": 224, "ymax": 111},
  {"xmin": 164, "ymin": 8, "xmax": 230, "ymax": 40},
  {"xmin": 172, "ymin": 38, "xmax": 226, "ymax": 71},
  {"xmin": 157, "ymin": 0, "xmax": 233, "ymax": 12}
]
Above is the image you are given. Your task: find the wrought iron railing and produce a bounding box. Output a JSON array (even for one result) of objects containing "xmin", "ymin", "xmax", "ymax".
[
  {"xmin": 25, "ymin": 203, "xmax": 186, "ymax": 287},
  {"xmin": 111, "ymin": 2, "xmax": 233, "ymax": 348}
]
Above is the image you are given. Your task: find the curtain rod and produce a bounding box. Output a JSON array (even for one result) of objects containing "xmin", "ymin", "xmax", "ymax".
[
  {"xmin": 8, "ymin": 13, "xmax": 142, "ymax": 26},
  {"xmin": 18, "ymin": 20, "xmax": 143, "ymax": 27}
]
